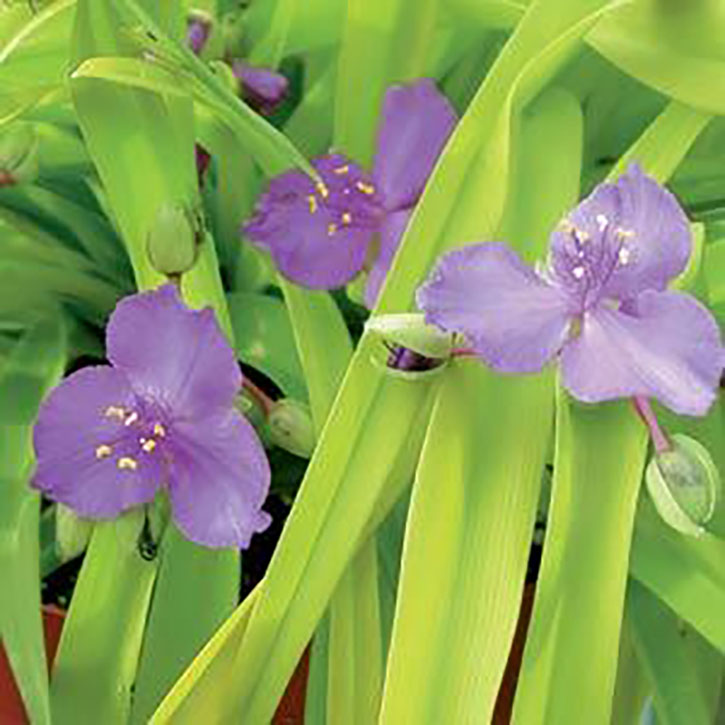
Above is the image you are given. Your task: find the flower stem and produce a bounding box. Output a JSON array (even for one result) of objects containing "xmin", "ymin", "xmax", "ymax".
[
  {"xmin": 632, "ymin": 396, "xmax": 671, "ymax": 454},
  {"xmin": 242, "ymin": 377, "xmax": 276, "ymax": 416}
]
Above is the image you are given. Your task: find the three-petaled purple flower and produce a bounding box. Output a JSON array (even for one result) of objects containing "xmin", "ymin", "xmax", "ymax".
[
  {"xmin": 32, "ymin": 286, "xmax": 271, "ymax": 549},
  {"xmin": 418, "ymin": 164, "xmax": 724, "ymax": 416},
  {"xmin": 243, "ymin": 79, "xmax": 457, "ymax": 308}
]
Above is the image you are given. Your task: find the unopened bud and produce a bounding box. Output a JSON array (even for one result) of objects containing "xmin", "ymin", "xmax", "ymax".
[
  {"xmin": 187, "ymin": 10, "xmax": 213, "ymax": 55},
  {"xmin": 365, "ymin": 313, "xmax": 453, "ymax": 359},
  {"xmin": 147, "ymin": 203, "xmax": 201, "ymax": 276},
  {"xmin": 645, "ymin": 433, "xmax": 721, "ymax": 537},
  {"xmin": 55, "ymin": 503, "xmax": 93, "ymax": 561},
  {"xmin": 0, "ymin": 122, "xmax": 38, "ymax": 186},
  {"xmin": 268, "ymin": 399, "xmax": 315, "ymax": 458},
  {"xmin": 232, "ymin": 61, "xmax": 289, "ymax": 114}
]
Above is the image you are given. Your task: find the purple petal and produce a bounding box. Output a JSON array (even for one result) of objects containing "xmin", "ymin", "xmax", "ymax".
[
  {"xmin": 549, "ymin": 164, "xmax": 691, "ymax": 307},
  {"xmin": 372, "ymin": 79, "xmax": 457, "ymax": 211},
  {"xmin": 561, "ymin": 290, "xmax": 723, "ymax": 416},
  {"xmin": 106, "ymin": 286, "xmax": 241, "ymax": 418},
  {"xmin": 32, "ymin": 367, "xmax": 162, "ymax": 517},
  {"xmin": 417, "ymin": 243, "xmax": 571, "ymax": 373},
  {"xmin": 167, "ymin": 410, "xmax": 272, "ymax": 548},
  {"xmin": 243, "ymin": 154, "xmax": 383, "ymax": 289},
  {"xmin": 232, "ymin": 61, "xmax": 289, "ymax": 114},
  {"xmin": 364, "ymin": 208, "xmax": 412, "ymax": 309}
]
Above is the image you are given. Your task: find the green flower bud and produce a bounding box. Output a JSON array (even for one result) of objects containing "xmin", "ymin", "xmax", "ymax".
[
  {"xmin": 0, "ymin": 122, "xmax": 39, "ymax": 186},
  {"xmin": 365, "ymin": 313, "xmax": 453, "ymax": 358},
  {"xmin": 55, "ymin": 503, "xmax": 93, "ymax": 561},
  {"xmin": 645, "ymin": 433, "xmax": 721, "ymax": 537},
  {"xmin": 146, "ymin": 203, "xmax": 201, "ymax": 277},
  {"xmin": 268, "ymin": 399, "xmax": 316, "ymax": 458}
]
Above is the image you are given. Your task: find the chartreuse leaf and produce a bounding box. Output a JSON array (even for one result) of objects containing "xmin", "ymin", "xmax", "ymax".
[
  {"xmin": 627, "ymin": 579, "xmax": 717, "ymax": 725},
  {"xmin": 278, "ymin": 279, "xmax": 352, "ymax": 434},
  {"xmin": 275, "ymin": 279, "xmax": 386, "ymax": 725},
  {"xmin": 512, "ymin": 100, "xmax": 711, "ymax": 724},
  {"xmin": 149, "ymin": 587, "xmax": 260, "ymax": 723},
  {"xmin": 221, "ymin": 358, "xmax": 438, "ymax": 723},
  {"xmin": 587, "ymin": 1, "xmax": 725, "ymax": 116},
  {"xmin": 380, "ymin": 86, "xmax": 581, "ymax": 724},
  {"xmin": 333, "ymin": 0, "xmax": 404, "ymax": 163},
  {"xmin": 0, "ymin": 0, "xmax": 74, "ymax": 122},
  {"xmin": 512, "ymin": 393, "xmax": 647, "ymax": 725},
  {"xmin": 0, "ymin": 317, "xmax": 65, "ymax": 725},
  {"xmin": 333, "ymin": 0, "xmax": 442, "ymax": 165}
]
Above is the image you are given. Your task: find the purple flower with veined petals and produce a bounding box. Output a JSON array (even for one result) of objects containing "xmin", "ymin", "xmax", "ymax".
[
  {"xmin": 32, "ymin": 285, "xmax": 271, "ymax": 549},
  {"xmin": 243, "ymin": 79, "xmax": 457, "ymax": 308},
  {"xmin": 417, "ymin": 164, "xmax": 725, "ymax": 416}
]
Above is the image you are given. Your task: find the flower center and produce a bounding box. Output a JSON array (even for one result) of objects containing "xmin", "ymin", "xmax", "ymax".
[
  {"xmin": 96, "ymin": 404, "xmax": 168, "ymax": 472},
  {"xmin": 551, "ymin": 217, "xmax": 636, "ymax": 310},
  {"xmin": 303, "ymin": 158, "xmax": 383, "ymax": 239}
]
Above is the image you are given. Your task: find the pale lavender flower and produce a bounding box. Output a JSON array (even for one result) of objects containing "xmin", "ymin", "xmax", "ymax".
[
  {"xmin": 417, "ymin": 164, "xmax": 724, "ymax": 416},
  {"xmin": 243, "ymin": 79, "xmax": 457, "ymax": 308},
  {"xmin": 32, "ymin": 285, "xmax": 271, "ymax": 548}
]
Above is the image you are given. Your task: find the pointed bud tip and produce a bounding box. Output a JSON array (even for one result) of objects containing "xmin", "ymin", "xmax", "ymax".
[{"xmin": 146, "ymin": 203, "xmax": 201, "ymax": 277}]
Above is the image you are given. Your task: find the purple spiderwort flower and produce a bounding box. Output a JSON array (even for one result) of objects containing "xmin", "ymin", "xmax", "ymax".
[
  {"xmin": 417, "ymin": 164, "xmax": 724, "ymax": 416},
  {"xmin": 32, "ymin": 285, "xmax": 271, "ymax": 549},
  {"xmin": 243, "ymin": 79, "xmax": 457, "ymax": 308}
]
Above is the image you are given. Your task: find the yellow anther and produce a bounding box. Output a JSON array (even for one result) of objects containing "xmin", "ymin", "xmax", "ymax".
[
  {"xmin": 316, "ymin": 182, "xmax": 329, "ymax": 198},
  {"xmin": 105, "ymin": 405, "xmax": 126, "ymax": 420},
  {"xmin": 356, "ymin": 181, "xmax": 375, "ymax": 195},
  {"xmin": 142, "ymin": 439, "xmax": 157, "ymax": 453},
  {"xmin": 124, "ymin": 411, "xmax": 139, "ymax": 426},
  {"xmin": 327, "ymin": 223, "xmax": 337, "ymax": 235},
  {"xmin": 307, "ymin": 194, "xmax": 318, "ymax": 214},
  {"xmin": 117, "ymin": 456, "xmax": 138, "ymax": 471},
  {"xmin": 334, "ymin": 165, "xmax": 349, "ymax": 175},
  {"xmin": 341, "ymin": 212, "xmax": 352, "ymax": 225},
  {"xmin": 616, "ymin": 227, "xmax": 635, "ymax": 239},
  {"xmin": 153, "ymin": 423, "xmax": 166, "ymax": 438},
  {"xmin": 95, "ymin": 444, "xmax": 113, "ymax": 459}
]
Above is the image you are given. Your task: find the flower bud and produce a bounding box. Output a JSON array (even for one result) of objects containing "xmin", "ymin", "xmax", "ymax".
[
  {"xmin": 146, "ymin": 203, "xmax": 201, "ymax": 277},
  {"xmin": 268, "ymin": 399, "xmax": 316, "ymax": 458},
  {"xmin": 365, "ymin": 313, "xmax": 453, "ymax": 359},
  {"xmin": 645, "ymin": 433, "xmax": 721, "ymax": 537},
  {"xmin": 55, "ymin": 503, "xmax": 93, "ymax": 561},
  {"xmin": 0, "ymin": 122, "xmax": 39, "ymax": 186},
  {"xmin": 187, "ymin": 10, "xmax": 213, "ymax": 55}
]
